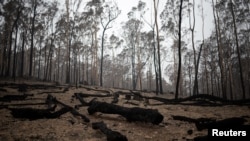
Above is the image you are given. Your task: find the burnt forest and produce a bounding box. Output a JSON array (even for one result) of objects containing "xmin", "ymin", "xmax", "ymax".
[{"xmin": 0, "ymin": 0, "xmax": 250, "ymax": 141}]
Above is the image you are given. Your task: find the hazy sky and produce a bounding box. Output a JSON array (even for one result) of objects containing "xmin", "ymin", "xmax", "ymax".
[
  {"xmin": 111, "ymin": 0, "xmax": 215, "ymax": 82},
  {"xmin": 113, "ymin": 0, "xmax": 214, "ymax": 43}
]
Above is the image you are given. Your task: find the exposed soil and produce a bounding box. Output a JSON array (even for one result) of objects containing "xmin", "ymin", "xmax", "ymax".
[{"xmin": 0, "ymin": 80, "xmax": 250, "ymax": 141}]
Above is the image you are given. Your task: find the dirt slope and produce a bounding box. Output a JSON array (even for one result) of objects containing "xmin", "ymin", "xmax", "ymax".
[{"xmin": 0, "ymin": 80, "xmax": 250, "ymax": 141}]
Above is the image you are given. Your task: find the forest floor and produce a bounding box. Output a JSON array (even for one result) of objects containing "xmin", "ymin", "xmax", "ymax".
[{"xmin": 0, "ymin": 79, "xmax": 250, "ymax": 141}]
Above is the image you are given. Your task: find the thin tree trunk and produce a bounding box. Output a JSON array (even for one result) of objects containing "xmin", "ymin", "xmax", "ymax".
[
  {"xmin": 6, "ymin": 24, "xmax": 15, "ymax": 77},
  {"xmin": 20, "ymin": 31, "xmax": 25, "ymax": 77},
  {"xmin": 12, "ymin": 22, "xmax": 19, "ymax": 81},
  {"xmin": 153, "ymin": 28, "xmax": 159, "ymax": 95},
  {"xmin": 175, "ymin": 0, "xmax": 184, "ymax": 99},
  {"xmin": 212, "ymin": 0, "xmax": 226, "ymax": 99},
  {"xmin": 1, "ymin": 30, "xmax": 8, "ymax": 76},
  {"xmin": 189, "ymin": 0, "xmax": 198, "ymax": 95},
  {"xmin": 57, "ymin": 42, "xmax": 61, "ymax": 82},
  {"xmin": 153, "ymin": 0, "xmax": 163, "ymax": 94},
  {"xmin": 29, "ymin": 2, "xmax": 37, "ymax": 77},
  {"xmin": 230, "ymin": 1, "xmax": 246, "ymax": 99},
  {"xmin": 65, "ymin": 0, "xmax": 70, "ymax": 83},
  {"xmin": 229, "ymin": 61, "xmax": 234, "ymax": 100},
  {"xmin": 196, "ymin": 43, "xmax": 203, "ymax": 93},
  {"xmin": 100, "ymin": 28, "xmax": 106, "ymax": 86},
  {"xmin": 38, "ymin": 36, "xmax": 42, "ymax": 79},
  {"xmin": 7, "ymin": 7, "xmax": 21, "ymax": 77}
]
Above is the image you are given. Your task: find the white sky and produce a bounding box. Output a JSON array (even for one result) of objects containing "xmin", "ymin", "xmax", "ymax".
[
  {"xmin": 113, "ymin": 0, "xmax": 214, "ymax": 42},
  {"xmin": 110, "ymin": 0, "xmax": 215, "ymax": 83}
]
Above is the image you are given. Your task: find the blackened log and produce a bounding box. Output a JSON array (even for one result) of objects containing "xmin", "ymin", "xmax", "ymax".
[
  {"xmin": 75, "ymin": 92, "xmax": 111, "ymax": 98},
  {"xmin": 144, "ymin": 94, "xmax": 250, "ymax": 106},
  {"xmin": 51, "ymin": 95, "xmax": 90, "ymax": 122},
  {"xmin": 0, "ymin": 88, "xmax": 7, "ymax": 92},
  {"xmin": 172, "ymin": 115, "xmax": 215, "ymax": 124},
  {"xmin": 8, "ymin": 105, "xmax": 70, "ymax": 120},
  {"xmin": 18, "ymin": 84, "xmax": 27, "ymax": 92},
  {"xmin": 80, "ymin": 86, "xmax": 112, "ymax": 94},
  {"xmin": 92, "ymin": 121, "xmax": 128, "ymax": 141},
  {"xmin": 0, "ymin": 94, "xmax": 33, "ymax": 102},
  {"xmin": 88, "ymin": 101, "xmax": 164, "ymax": 124},
  {"xmin": 195, "ymin": 117, "xmax": 247, "ymax": 131},
  {"xmin": 193, "ymin": 136, "xmax": 208, "ymax": 141},
  {"xmin": 125, "ymin": 95, "xmax": 131, "ymax": 100},
  {"xmin": 130, "ymin": 90, "xmax": 144, "ymax": 101},
  {"xmin": 74, "ymin": 93, "xmax": 90, "ymax": 106},
  {"xmin": 172, "ymin": 115, "xmax": 247, "ymax": 131}
]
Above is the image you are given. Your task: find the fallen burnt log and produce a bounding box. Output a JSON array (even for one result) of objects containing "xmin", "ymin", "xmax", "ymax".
[
  {"xmin": 74, "ymin": 93, "xmax": 91, "ymax": 106},
  {"xmin": 193, "ymin": 136, "xmax": 208, "ymax": 141},
  {"xmin": 38, "ymin": 90, "xmax": 66, "ymax": 94},
  {"xmin": 144, "ymin": 94, "xmax": 250, "ymax": 106},
  {"xmin": 92, "ymin": 121, "xmax": 128, "ymax": 141},
  {"xmin": 47, "ymin": 94, "xmax": 90, "ymax": 122},
  {"xmin": 172, "ymin": 115, "xmax": 215, "ymax": 124},
  {"xmin": 0, "ymin": 94, "xmax": 33, "ymax": 102},
  {"xmin": 8, "ymin": 105, "xmax": 71, "ymax": 120},
  {"xmin": 0, "ymin": 88, "xmax": 7, "ymax": 92},
  {"xmin": 0, "ymin": 82, "xmax": 59, "ymax": 90},
  {"xmin": 195, "ymin": 117, "xmax": 247, "ymax": 131},
  {"xmin": 130, "ymin": 90, "xmax": 144, "ymax": 101},
  {"xmin": 80, "ymin": 86, "xmax": 112, "ymax": 94},
  {"xmin": 75, "ymin": 92, "xmax": 111, "ymax": 98},
  {"xmin": 88, "ymin": 101, "xmax": 164, "ymax": 124},
  {"xmin": 172, "ymin": 115, "xmax": 247, "ymax": 131}
]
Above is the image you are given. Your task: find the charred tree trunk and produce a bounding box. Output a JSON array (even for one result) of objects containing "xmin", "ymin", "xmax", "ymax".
[
  {"xmin": 1, "ymin": 27, "xmax": 8, "ymax": 76},
  {"xmin": 153, "ymin": 0, "xmax": 163, "ymax": 94},
  {"xmin": 153, "ymin": 28, "xmax": 159, "ymax": 95},
  {"xmin": 20, "ymin": 31, "xmax": 25, "ymax": 77},
  {"xmin": 88, "ymin": 101, "xmax": 164, "ymax": 124},
  {"xmin": 12, "ymin": 21, "xmax": 19, "ymax": 81},
  {"xmin": 29, "ymin": 2, "xmax": 37, "ymax": 77},
  {"xmin": 230, "ymin": 1, "xmax": 246, "ymax": 99},
  {"xmin": 175, "ymin": 0, "xmax": 184, "ymax": 99},
  {"xmin": 212, "ymin": 0, "xmax": 226, "ymax": 99},
  {"xmin": 7, "ymin": 7, "xmax": 21, "ymax": 77},
  {"xmin": 38, "ymin": 36, "xmax": 42, "ymax": 79}
]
